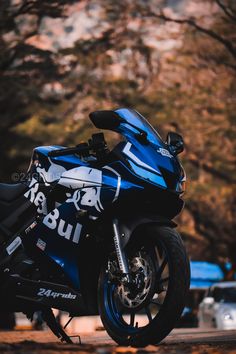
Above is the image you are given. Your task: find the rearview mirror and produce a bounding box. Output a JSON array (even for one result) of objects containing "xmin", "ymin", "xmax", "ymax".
[
  {"xmin": 89, "ymin": 111, "xmax": 124, "ymax": 130},
  {"xmin": 166, "ymin": 132, "xmax": 184, "ymax": 156}
]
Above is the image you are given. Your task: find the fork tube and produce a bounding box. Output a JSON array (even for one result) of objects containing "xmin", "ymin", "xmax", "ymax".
[{"xmin": 112, "ymin": 219, "xmax": 129, "ymax": 275}]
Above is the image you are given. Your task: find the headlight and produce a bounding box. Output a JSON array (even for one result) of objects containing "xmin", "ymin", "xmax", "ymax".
[
  {"xmin": 178, "ymin": 165, "xmax": 186, "ymax": 194},
  {"xmin": 223, "ymin": 313, "xmax": 233, "ymax": 321},
  {"xmin": 176, "ymin": 180, "xmax": 186, "ymax": 194}
]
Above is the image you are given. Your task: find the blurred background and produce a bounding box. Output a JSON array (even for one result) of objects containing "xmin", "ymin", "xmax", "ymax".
[{"xmin": 0, "ymin": 0, "xmax": 235, "ymax": 329}]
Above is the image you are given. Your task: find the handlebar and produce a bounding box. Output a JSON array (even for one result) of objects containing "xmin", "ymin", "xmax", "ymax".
[
  {"xmin": 48, "ymin": 143, "xmax": 89, "ymax": 157},
  {"xmin": 48, "ymin": 133, "xmax": 108, "ymax": 159}
]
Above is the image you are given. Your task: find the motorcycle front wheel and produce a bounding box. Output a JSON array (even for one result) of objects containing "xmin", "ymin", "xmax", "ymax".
[{"xmin": 98, "ymin": 225, "xmax": 190, "ymax": 347}]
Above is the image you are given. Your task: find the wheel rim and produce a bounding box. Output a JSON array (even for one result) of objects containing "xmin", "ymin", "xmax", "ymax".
[{"xmin": 103, "ymin": 237, "xmax": 170, "ymax": 334}]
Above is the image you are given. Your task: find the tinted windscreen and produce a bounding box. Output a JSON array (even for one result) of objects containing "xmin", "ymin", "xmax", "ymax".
[{"xmin": 115, "ymin": 108, "xmax": 164, "ymax": 147}]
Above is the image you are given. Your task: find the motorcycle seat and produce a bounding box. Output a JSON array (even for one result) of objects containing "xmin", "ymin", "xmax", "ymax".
[{"xmin": 0, "ymin": 183, "xmax": 27, "ymax": 202}]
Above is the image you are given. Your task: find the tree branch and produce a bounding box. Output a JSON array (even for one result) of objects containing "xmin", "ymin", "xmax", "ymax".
[
  {"xmin": 13, "ymin": 0, "xmax": 37, "ymax": 17},
  {"xmin": 216, "ymin": 0, "xmax": 236, "ymax": 22},
  {"xmin": 145, "ymin": 10, "xmax": 236, "ymax": 61}
]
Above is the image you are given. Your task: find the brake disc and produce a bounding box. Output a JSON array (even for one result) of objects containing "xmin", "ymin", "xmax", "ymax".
[{"xmin": 116, "ymin": 252, "xmax": 156, "ymax": 310}]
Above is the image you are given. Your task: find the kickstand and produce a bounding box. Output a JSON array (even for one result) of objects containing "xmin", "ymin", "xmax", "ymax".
[{"xmin": 41, "ymin": 309, "xmax": 81, "ymax": 344}]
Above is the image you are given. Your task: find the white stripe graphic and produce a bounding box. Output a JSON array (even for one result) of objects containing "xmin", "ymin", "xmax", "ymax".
[
  {"xmin": 103, "ymin": 166, "xmax": 121, "ymax": 202},
  {"xmin": 122, "ymin": 142, "xmax": 160, "ymax": 174}
]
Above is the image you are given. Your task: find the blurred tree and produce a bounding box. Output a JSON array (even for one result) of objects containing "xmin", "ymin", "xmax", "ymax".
[
  {"xmin": 0, "ymin": 0, "xmax": 235, "ymax": 273},
  {"xmin": 138, "ymin": 0, "xmax": 236, "ymax": 275},
  {"xmin": 142, "ymin": 0, "xmax": 236, "ymax": 68},
  {"xmin": 0, "ymin": 0, "xmax": 78, "ymax": 178}
]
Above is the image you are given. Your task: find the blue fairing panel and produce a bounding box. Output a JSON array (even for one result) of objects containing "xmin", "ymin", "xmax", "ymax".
[
  {"xmin": 102, "ymin": 109, "xmax": 183, "ymax": 191},
  {"xmin": 34, "ymin": 146, "xmax": 88, "ymax": 171},
  {"xmin": 128, "ymin": 160, "xmax": 167, "ymax": 188},
  {"xmin": 28, "ymin": 201, "xmax": 83, "ymax": 289},
  {"xmin": 118, "ymin": 138, "xmax": 181, "ymax": 190}
]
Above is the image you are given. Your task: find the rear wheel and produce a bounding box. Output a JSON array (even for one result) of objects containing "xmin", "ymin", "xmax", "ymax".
[{"xmin": 98, "ymin": 225, "xmax": 190, "ymax": 347}]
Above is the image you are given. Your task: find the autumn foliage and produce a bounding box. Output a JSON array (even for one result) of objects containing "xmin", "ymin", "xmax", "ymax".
[{"xmin": 0, "ymin": 0, "xmax": 235, "ymax": 273}]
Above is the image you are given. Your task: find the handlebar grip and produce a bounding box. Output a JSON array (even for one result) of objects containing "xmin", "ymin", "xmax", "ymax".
[
  {"xmin": 48, "ymin": 148, "xmax": 78, "ymax": 157},
  {"xmin": 48, "ymin": 143, "xmax": 89, "ymax": 157}
]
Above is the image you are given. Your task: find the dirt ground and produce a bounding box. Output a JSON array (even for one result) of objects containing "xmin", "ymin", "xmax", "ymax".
[{"xmin": 0, "ymin": 328, "xmax": 236, "ymax": 354}]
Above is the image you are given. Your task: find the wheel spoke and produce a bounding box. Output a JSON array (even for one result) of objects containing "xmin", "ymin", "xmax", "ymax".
[
  {"xmin": 156, "ymin": 256, "xmax": 168, "ymax": 279},
  {"xmin": 145, "ymin": 306, "xmax": 152, "ymax": 322},
  {"xmin": 150, "ymin": 300, "xmax": 162, "ymax": 308},
  {"xmin": 130, "ymin": 312, "xmax": 135, "ymax": 327},
  {"xmin": 159, "ymin": 276, "xmax": 170, "ymax": 284}
]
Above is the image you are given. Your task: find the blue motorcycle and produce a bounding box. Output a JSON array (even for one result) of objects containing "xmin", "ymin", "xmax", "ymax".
[{"xmin": 0, "ymin": 108, "xmax": 189, "ymax": 346}]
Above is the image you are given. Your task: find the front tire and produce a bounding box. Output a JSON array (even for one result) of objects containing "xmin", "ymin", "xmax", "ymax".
[{"xmin": 98, "ymin": 225, "xmax": 190, "ymax": 347}]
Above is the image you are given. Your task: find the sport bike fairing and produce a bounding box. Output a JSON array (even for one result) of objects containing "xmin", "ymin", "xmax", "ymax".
[
  {"xmin": 26, "ymin": 164, "xmax": 142, "ymax": 290},
  {"xmin": 0, "ymin": 107, "xmax": 189, "ymax": 346},
  {"xmin": 24, "ymin": 108, "xmax": 184, "ymax": 291}
]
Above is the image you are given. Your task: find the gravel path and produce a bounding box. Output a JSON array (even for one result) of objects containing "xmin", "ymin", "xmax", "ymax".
[{"xmin": 0, "ymin": 328, "xmax": 236, "ymax": 353}]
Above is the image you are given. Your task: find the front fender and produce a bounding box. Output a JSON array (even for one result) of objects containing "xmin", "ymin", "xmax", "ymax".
[{"xmin": 116, "ymin": 214, "xmax": 177, "ymax": 250}]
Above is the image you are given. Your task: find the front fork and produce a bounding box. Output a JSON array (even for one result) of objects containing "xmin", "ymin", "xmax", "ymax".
[{"xmin": 112, "ymin": 219, "xmax": 130, "ymax": 282}]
